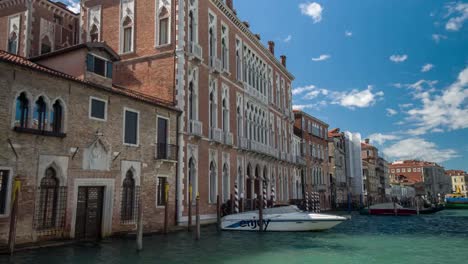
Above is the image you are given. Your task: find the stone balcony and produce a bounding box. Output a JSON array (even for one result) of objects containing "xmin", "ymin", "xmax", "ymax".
[
  {"xmin": 210, "ymin": 56, "xmax": 222, "ymax": 74},
  {"xmin": 210, "ymin": 127, "xmax": 223, "ymax": 143},
  {"xmin": 223, "ymin": 131, "xmax": 233, "ymax": 146},
  {"xmin": 188, "ymin": 42, "xmax": 203, "ymax": 62},
  {"xmin": 189, "ymin": 119, "xmax": 203, "ymax": 137}
]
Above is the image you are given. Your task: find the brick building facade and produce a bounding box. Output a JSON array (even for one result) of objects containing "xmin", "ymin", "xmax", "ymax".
[
  {"xmin": 293, "ymin": 110, "xmax": 330, "ymax": 210},
  {"xmin": 0, "ymin": 47, "xmax": 179, "ymax": 245},
  {"xmin": 328, "ymin": 128, "xmax": 347, "ymax": 208}
]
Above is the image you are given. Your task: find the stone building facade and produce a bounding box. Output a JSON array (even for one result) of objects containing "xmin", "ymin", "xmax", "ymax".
[
  {"xmin": 446, "ymin": 170, "xmax": 467, "ymax": 197},
  {"xmin": 293, "ymin": 110, "xmax": 330, "ymax": 210},
  {"xmin": 328, "ymin": 128, "xmax": 347, "ymax": 208},
  {"xmin": 361, "ymin": 139, "xmax": 379, "ymax": 204},
  {"xmin": 0, "ymin": 47, "xmax": 179, "ymax": 245},
  {"xmin": 1, "ymin": 0, "xmax": 301, "ymax": 228}
]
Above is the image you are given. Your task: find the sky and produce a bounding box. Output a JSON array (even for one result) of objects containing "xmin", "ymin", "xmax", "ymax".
[{"xmin": 65, "ymin": 1, "xmax": 468, "ymax": 171}]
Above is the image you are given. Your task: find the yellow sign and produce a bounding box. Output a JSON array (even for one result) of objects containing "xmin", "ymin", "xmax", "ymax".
[{"xmin": 11, "ymin": 179, "xmax": 21, "ymax": 204}]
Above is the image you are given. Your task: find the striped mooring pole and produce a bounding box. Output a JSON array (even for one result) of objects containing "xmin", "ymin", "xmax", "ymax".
[
  {"xmin": 305, "ymin": 191, "xmax": 309, "ymax": 211},
  {"xmin": 263, "ymin": 181, "xmax": 267, "ymax": 208},
  {"xmin": 271, "ymin": 186, "xmax": 276, "ymax": 207},
  {"xmin": 234, "ymin": 183, "xmax": 239, "ymax": 213}
]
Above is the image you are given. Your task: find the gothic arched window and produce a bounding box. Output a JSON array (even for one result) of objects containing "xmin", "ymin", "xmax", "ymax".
[
  {"xmin": 15, "ymin": 92, "xmax": 29, "ymax": 128},
  {"xmin": 38, "ymin": 168, "xmax": 59, "ymax": 229},
  {"xmin": 209, "ymin": 162, "xmax": 217, "ymax": 204},
  {"xmin": 51, "ymin": 100, "xmax": 63, "ymax": 133},
  {"xmin": 121, "ymin": 170, "xmax": 135, "ymax": 221},
  {"xmin": 33, "ymin": 96, "xmax": 47, "ymax": 131},
  {"xmin": 158, "ymin": 7, "xmax": 170, "ymax": 45},
  {"xmin": 122, "ymin": 16, "xmax": 133, "ymax": 53},
  {"xmin": 222, "ymin": 163, "xmax": 229, "ymax": 202},
  {"xmin": 8, "ymin": 31, "xmax": 18, "ymax": 54}
]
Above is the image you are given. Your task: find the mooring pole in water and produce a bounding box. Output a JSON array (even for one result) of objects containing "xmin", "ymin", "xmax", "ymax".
[
  {"xmin": 230, "ymin": 194, "xmax": 234, "ymax": 214},
  {"xmin": 188, "ymin": 185, "xmax": 192, "ymax": 231},
  {"xmin": 393, "ymin": 201, "xmax": 397, "ymax": 216},
  {"xmin": 164, "ymin": 183, "xmax": 170, "ymax": 234},
  {"xmin": 195, "ymin": 195, "xmax": 200, "ymax": 240},
  {"xmin": 217, "ymin": 195, "xmax": 221, "ymax": 232},
  {"xmin": 137, "ymin": 197, "xmax": 143, "ymax": 251},
  {"xmin": 8, "ymin": 179, "xmax": 21, "ymax": 256},
  {"xmin": 259, "ymin": 194, "xmax": 264, "ymax": 232},
  {"xmin": 416, "ymin": 198, "xmax": 420, "ymax": 215}
]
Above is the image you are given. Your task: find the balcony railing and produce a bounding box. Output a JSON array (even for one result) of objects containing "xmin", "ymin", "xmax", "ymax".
[
  {"xmin": 223, "ymin": 131, "xmax": 233, "ymax": 146},
  {"xmin": 240, "ymin": 137, "xmax": 251, "ymax": 150},
  {"xmin": 189, "ymin": 42, "xmax": 203, "ymax": 61},
  {"xmin": 189, "ymin": 119, "xmax": 203, "ymax": 137},
  {"xmin": 155, "ymin": 143, "xmax": 178, "ymax": 161},
  {"xmin": 210, "ymin": 56, "xmax": 222, "ymax": 74},
  {"xmin": 210, "ymin": 127, "xmax": 223, "ymax": 143},
  {"xmin": 297, "ymin": 155, "xmax": 306, "ymax": 165}
]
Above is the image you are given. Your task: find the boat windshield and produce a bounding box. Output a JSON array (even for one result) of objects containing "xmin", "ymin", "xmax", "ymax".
[{"xmin": 263, "ymin": 205, "xmax": 302, "ymax": 215}]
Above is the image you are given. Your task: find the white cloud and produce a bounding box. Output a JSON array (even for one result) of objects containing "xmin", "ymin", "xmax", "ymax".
[
  {"xmin": 405, "ymin": 66, "xmax": 468, "ymax": 135},
  {"xmin": 407, "ymin": 80, "xmax": 438, "ymax": 92},
  {"xmin": 383, "ymin": 138, "xmax": 458, "ymax": 163},
  {"xmin": 312, "ymin": 54, "xmax": 331, "ymax": 61},
  {"xmin": 421, "ymin": 63, "xmax": 434, "ymax": 72},
  {"xmin": 399, "ymin": 103, "xmax": 413, "ymax": 109},
  {"xmin": 386, "ymin": 108, "xmax": 398, "ymax": 116},
  {"xmin": 432, "ymin": 34, "xmax": 447, "ymax": 43},
  {"xmin": 389, "ymin": 54, "xmax": 408, "ymax": 63},
  {"xmin": 332, "ymin": 85, "xmax": 384, "ymax": 109},
  {"xmin": 284, "ymin": 35, "xmax": 292, "ymax": 43},
  {"xmin": 293, "ymin": 101, "xmax": 327, "ymax": 111},
  {"xmin": 345, "ymin": 31, "xmax": 353, "ymax": 37},
  {"xmin": 299, "ymin": 2, "xmax": 323, "ymax": 23},
  {"xmin": 368, "ymin": 133, "xmax": 400, "ymax": 145},
  {"xmin": 305, "ymin": 89, "xmax": 329, "ymax": 99},
  {"xmin": 445, "ymin": 3, "xmax": 468, "ymax": 31},
  {"xmin": 65, "ymin": 0, "xmax": 80, "ymax": 13},
  {"xmin": 292, "ymin": 85, "xmax": 316, "ymax": 95}
]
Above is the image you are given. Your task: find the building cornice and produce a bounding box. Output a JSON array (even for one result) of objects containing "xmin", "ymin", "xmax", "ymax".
[{"xmin": 210, "ymin": 0, "xmax": 295, "ymax": 81}]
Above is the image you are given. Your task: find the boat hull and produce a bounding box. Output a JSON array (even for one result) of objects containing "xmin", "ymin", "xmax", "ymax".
[
  {"xmin": 221, "ymin": 218, "xmax": 345, "ymax": 232},
  {"xmin": 446, "ymin": 203, "xmax": 468, "ymax": 209}
]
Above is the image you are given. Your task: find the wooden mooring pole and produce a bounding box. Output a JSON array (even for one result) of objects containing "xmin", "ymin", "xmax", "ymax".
[
  {"xmin": 259, "ymin": 194, "xmax": 264, "ymax": 232},
  {"xmin": 8, "ymin": 179, "xmax": 21, "ymax": 256},
  {"xmin": 164, "ymin": 183, "xmax": 169, "ymax": 234},
  {"xmin": 188, "ymin": 185, "xmax": 192, "ymax": 231},
  {"xmin": 217, "ymin": 195, "xmax": 221, "ymax": 232},
  {"xmin": 195, "ymin": 195, "xmax": 200, "ymax": 240},
  {"xmin": 136, "ymin": 198, "xmax": 143, "ymax": 251}
]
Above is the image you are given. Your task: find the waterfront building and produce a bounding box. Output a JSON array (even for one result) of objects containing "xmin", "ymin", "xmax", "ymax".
[
  {"xmin": 344, "ymin": 131, "xmax": 363, "ymax": 205},
  {"xmin": 293, "ymin": 111, "xmax": 330, "ymax": 210},
  {"xmin": 328, "ymin": 128, "xmax": 348, "ymax": 208},
  {"xmin": 389, "ymin": 160, "xmax": 451, "ymax": 202},
  {"xmin": 376, "ymin": 156, "xmax": 390, "ymax": 202},
  {"xmin": 0, "ymin": 47, "xmax": 179, "ymax": 245},
  {"xmin": 0, "ymin": 0, "xmax": 80, "ymax": 58},
  {"xmin": 446, "ymin": 170, "xmax": 467, "ymax": 197},
  {"xmin": 361, "ymin": 139, "xmax": 380, "ymax": 204}
]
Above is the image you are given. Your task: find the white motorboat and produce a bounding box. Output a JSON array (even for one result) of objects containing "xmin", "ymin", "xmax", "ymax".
[{"xmin": 221, "ymin": 205, "xmax": 347, "ymax": 232}]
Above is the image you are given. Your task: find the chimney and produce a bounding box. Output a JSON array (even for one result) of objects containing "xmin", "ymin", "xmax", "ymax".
[
  {"xmin": 255, "ymin": 34, "xmax": 261, "ymax": 40},
  {"xmin": 226, "ymin": 0, "xmax": 233, "ymax": 10},
  {"xmin": 243, "ymin": 21, "xmax": 250, "ymax": 28},
  {"xmin": 280, "ymin": 55, "xmax": 287, "ymax": 67},
  {"xmin": 365, "ymin": 138, "xmax": 370, "ymax": 144},
  {"xmin": 268, "ymin": 41, "xmax": 275, "ymax": 55}
]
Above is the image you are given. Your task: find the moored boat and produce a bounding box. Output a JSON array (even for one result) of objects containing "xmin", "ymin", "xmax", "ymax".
[
  {"xmin": 360, "ymin": 203, "xmax": 417, "ymax": 216},
  {"xmin": 445, "ymin": 197, "xmax": 468, "ymax": 209},
  {"xmin": 221, "ymin": 205, "xmax": 347, "ymax": 232}
]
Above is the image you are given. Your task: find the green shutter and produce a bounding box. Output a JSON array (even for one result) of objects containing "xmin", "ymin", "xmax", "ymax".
[
  {"xmin": 86, "ymin": 54, "xmax": 94, "ymax": 72},
  {"xmin": 106, "ymin": 62, "xmax": 113, "ymax": 78}
]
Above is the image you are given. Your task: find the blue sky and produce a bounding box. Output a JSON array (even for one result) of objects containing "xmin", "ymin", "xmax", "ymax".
[
  {"xmin": 65, "ymin": 1, "xmax": 467, "ymax": 170},
  {"xmin": 232, "ymin": 0, "xmax": 468, "ymax": 170}
]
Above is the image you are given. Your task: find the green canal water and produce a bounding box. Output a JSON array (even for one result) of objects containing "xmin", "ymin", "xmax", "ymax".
[{"xmin": 2, "ymin": 210, "xmax": 468, "ymax": 264}]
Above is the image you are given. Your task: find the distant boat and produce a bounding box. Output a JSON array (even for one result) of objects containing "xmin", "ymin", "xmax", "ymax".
[
  {"xmin": 445, "ymin": 197, "xmax": 468, "ymax": 209},
  {"xmin": 360, "ymin": 203, "xmax": 417, "ymax": 216},
  {"xmin": 221, "ymin": 205, "xmax": 347, "ymax": 232}
]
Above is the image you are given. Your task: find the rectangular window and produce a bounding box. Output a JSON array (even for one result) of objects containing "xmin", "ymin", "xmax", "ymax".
[
  {"xmin": 157, "ymin": 177, "xmax": 167, "ymax": 206},
  {"xmin": 87, "ymin": 54, "xmax": 113, "ymax": 78},
  {"xmin": 159, "ymin": 18, "xmax": 169, "ymax": 45},
  {"xmin": 124, "ymin": 109, "xmax": 139, "ymax": 145},
  {"xmin": 0, "ymin": 170, "xmax": 10, "ymax": 215},
  {"xmin": 89, "ymin": 97, "xmax": 107, "ymax": 121}
]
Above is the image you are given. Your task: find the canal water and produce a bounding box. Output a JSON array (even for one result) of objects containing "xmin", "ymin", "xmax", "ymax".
[{"xmin": 2, "ymin": 210, "xmax": 468, "ymax": 264}]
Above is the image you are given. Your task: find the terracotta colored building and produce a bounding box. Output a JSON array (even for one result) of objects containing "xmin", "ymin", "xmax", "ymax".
[
  {"xmin": 293, "ymin": 110, "xmax": 330, "ymax": 210},
  {"xmin": 0, "ymin": 0, "xmax": 79, "ymax": 57}
]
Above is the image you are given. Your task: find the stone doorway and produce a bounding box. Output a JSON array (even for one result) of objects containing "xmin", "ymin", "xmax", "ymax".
[{"xmin": 75, "ymin": 186, "xmax": 104, "ymax": 240}]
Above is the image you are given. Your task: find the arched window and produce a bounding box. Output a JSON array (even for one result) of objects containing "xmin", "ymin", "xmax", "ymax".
[
  {"xmin": 41, "ymin": 36, "xmax": 52, "ymax": 55},
  {"xmin": 33, "ymin": 96, "xmax": 47, "ymax": 131},
  {"xmin": 122, "ymin": 16, "xmax": 133, "ymax": 53},
  {"xmin": 237, "ymin": 105, "xmax": 242, "ymax": 141},
  {"xmin": 189, "ymin": 11, "xmax": 194, "ymax": 48},
  {"xmin": 90, "ymin": 24, "xmax": 99, "ymax": 42},
  {"xmin": 8, "ymin": 31, "xmax": 18, "ymax": 54},
  {"xmin": 222, "ymin": 163, "xmax": 229, "ymax": 202},
  {"xmin": 188, "ymin": 81, "xmax": 194, "ymax": 121},
  {"xmin": 222, "ymin": 96, "xmax": 228, "ymax": 132},
  {"xmin": 121, "ymin": 170, "xmax": 135, "ymax": 221},
  {"xmin": 209, "ymin": 28, "xmax": 215, "ymax": 65},
  {"xmin": 209, "ymin": 162, "xmax": 217, "ymax": 203},
  {"xmin": 158, "ymin": 7, "xmax": 170, "ymax": 45},
  {"xmin": 237, "ymin": 166, "xmax": 244, "ymax": 198},
  {"xmin": 15, "ymin": 92, "xmax": 29, "ymax": 128},
  {"xmin": 38, "ymin": 168, "xmax": 59, "ymax": 229},
  {"xmin": 222, "ymin": 38, "xmax": 227, "ymax": 69},
  {"xmin": 246, "ymin": 165, "xmax": 252, "ymax": 200},
  {"xmin": 51, "ymin": 100, "xmax": 63, "ymax": 133}
]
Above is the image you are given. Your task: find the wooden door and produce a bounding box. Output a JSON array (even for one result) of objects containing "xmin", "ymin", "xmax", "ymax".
[{"xmin": 75, "ymin": 186, "xmax": 104, "ymax": 240}]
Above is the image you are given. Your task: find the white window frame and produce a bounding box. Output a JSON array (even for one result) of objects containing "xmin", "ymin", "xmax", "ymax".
[
  {"xmin": 7, "ymin": 14, "xmax": 21, "ymax": 55},
  {"xmin": 119, "ymin": 0, "xmax": 135, "ymax": 54},
  {"xmin": 0, "ymin": 167, "xmax": 14, "ymax": 218},
  {"xmin": 221, "ymin": 22, "xmax": 229, "ymax": 72},
  {"xmin": 155, "ymin": 0, "xmax": 172, "ymax": 47},
  {"xmin": 89, "ymin": 96, "xmax": 108, "ymax": 121},
  {"xmin": 123, "ymin": 107, "xmax": 140, "ymax": 147},
  {"xmin": 208, "ymin": 10, "xmax": 217, "ymax": 63}
]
